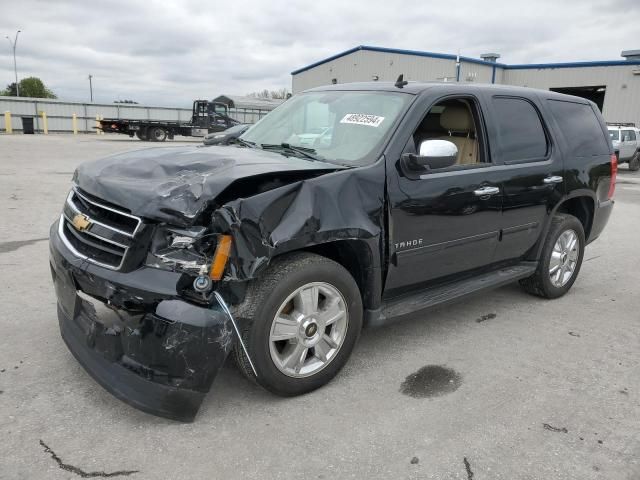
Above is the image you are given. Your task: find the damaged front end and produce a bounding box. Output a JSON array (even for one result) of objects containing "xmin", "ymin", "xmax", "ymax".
[
  {"xmin": 50, "ymin": 220, "xmax": 238, "ymax": 422},
  {"xmin": 49, "ymin": 186, "xmax": 245, "ymax": 422},
  {"xmin": 50, "ymin": 143, "xmax": 385, "ymax": 421}
]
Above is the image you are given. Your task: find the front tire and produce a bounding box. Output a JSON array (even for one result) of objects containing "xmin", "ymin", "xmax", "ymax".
[
  {"xmin": 520, "ymin": 214, "xmax": 585, "ymax": 299},
  {"xmin": 629, "ymin": 152, "xmax": 640, "ymax": 172},
  {"xmin": 233, "ymin": 252, "xmax": 363, "ymax": 396}
]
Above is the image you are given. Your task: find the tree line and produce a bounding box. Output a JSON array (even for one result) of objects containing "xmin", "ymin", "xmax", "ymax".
[
  {"xmin": 2, "ymin": 77, "xmax": 292, "ymax": 102},
  {"xmin": 246, "ymin": 88, "xmax": 290, "ymax": 100}
]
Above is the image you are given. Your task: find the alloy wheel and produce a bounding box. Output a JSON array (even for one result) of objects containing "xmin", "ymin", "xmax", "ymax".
[
  {"xmin": 549, "ymin": 229, "xmax": 579, "ymax": 288},
  {"xmin": 268, "ymin": 282, "xmax": 348, "ymax": 378}
]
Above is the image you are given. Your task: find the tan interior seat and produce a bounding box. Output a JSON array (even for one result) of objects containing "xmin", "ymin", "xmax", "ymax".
[{"xmin": 434, "ymin": 106, "xmax": 478, "ymax": 165}]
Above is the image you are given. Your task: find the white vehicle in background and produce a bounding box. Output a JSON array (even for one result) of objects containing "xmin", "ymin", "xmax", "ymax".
[
  {"xmin": 608, "ymin": 123, "xmax": 640, "ymax": 171},
  {"xmin": 297, "ymin": 127, "xmax": 333, "ymax": 148}
]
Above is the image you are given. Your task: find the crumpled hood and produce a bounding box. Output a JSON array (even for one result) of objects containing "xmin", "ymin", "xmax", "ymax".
[{"xmin": 74, "ymin": 145, "xmax": 342, "ymax": 226}]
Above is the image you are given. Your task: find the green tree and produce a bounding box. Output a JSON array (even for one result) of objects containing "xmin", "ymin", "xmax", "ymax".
[
  {"xmin": 1, "ymin": 82, "xmax": 17, "ymax": 96},
  {"xmin": 1, "ymin": 77, "xmax": 57, "ymax": 98}
]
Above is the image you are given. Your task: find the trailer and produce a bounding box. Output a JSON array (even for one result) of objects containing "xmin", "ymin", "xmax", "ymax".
[{"xmin": 98, "ymin": 100, "xmax": 240, "ymax": 141}]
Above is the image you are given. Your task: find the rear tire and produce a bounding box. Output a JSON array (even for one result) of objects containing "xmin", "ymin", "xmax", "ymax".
[
  {"xmin": 135, "ymin": 130, "xmax": 149, "ymax": 141},
  {"xmin": 629, "ymin": 152, "xmax": 640, "ymax": 171},
  {"xmin": 232, "ymin": 252, "xmax": 363, "ymax": 396},
  {"xmin": 520, "ymin": 214, "xmax": 585, "ymax": 299},
  {"xmin": 148, "ymin": 127, "xmax": 167, "ymax": 142}
]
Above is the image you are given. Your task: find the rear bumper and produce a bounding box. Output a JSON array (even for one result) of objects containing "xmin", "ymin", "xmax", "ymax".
[{"xmin": 49, "ymin": 220, "xmax": 234, "ymax": 422}]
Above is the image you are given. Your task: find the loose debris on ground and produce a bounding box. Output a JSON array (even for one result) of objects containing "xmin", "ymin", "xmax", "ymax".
[{"xmin": 543, "ymin": 423, "xmax": 568, "ymax": 433}]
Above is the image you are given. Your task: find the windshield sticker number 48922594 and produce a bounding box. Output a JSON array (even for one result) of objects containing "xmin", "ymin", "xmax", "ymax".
[{"xmin": 340, "ymin": 113, "xmax": 385, "ymax": 127}]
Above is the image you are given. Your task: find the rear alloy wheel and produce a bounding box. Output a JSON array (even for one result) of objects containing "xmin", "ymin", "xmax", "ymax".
[
  {"xmin": 149, "ymin": 127, "xmax": 168, "ymax": 142},
  {"xmin": 233, "ymin": 252, "xmax": 363, "ymax": 396},
  {"xmin": 520, "ymin": 214, "xmax": 585, "ymax": 299},
  {"xmin": 548, "ymin": 229, "xmax": 580, "ymax": 288}
]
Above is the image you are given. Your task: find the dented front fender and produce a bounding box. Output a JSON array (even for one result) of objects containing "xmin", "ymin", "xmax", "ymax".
[{"xmin": 212, "ymin": 161, "xmax": 387, "ymax": 283}]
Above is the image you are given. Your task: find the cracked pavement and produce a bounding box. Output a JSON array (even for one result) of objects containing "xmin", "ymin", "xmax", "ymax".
[{"xmin": 1, "ymin": 134, "xmax": 639, "ymax": 479}]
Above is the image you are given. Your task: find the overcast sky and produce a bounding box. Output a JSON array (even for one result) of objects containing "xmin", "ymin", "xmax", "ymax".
[{"xmin": 1, "ymin": 0, "xmax": 638, "ymax": 107}]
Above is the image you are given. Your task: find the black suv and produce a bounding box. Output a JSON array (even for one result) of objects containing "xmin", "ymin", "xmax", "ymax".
[{"xmin": 49, "ymin": 82, "xmax": 616, "ymax": 421}]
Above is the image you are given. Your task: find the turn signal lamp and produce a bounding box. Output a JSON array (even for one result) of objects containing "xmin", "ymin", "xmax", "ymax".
[{"xmin": 209, "ymin": 235, "xmax": 233, "ymax": 281}]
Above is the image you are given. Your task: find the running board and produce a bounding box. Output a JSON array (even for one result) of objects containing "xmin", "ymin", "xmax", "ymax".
[{"xmin": 373, "ymin": 262, "xmax": 538, "ymax": 326}]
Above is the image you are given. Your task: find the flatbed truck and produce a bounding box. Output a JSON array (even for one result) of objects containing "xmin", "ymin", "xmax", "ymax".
[{"xmin": 98, "ymin": 100, "xmax": 240, "ymax": 141}]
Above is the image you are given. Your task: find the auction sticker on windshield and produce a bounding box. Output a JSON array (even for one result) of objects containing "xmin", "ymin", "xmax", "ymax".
[{"xmin": 340, "ymin": 113, "xmax": 385, "ymax": 127}]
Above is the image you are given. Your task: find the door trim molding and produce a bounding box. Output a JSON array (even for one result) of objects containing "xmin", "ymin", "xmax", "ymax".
[
  {"xmin": 502, "ymin": 222, "xmax": 539, "ymax": 236},
  {"xmin": 395, "ymin": 230, "xmax": 499, "ymax": 264}
]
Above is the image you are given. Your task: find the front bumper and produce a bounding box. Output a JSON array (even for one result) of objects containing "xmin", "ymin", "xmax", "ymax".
[{"xmin": 49, "ymin": 220, "xmax": 235, "ymax": 422}]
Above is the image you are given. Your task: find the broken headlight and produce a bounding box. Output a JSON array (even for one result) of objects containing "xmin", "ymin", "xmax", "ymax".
[{"xmin": 145, "ymin": 226, "xmax": 218, "ymax": 274}]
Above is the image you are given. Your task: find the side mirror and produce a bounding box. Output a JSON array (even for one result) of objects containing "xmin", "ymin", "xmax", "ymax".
[{"xmin": 401, "ymin": 140, "xmax": 458, "ymax": 172}]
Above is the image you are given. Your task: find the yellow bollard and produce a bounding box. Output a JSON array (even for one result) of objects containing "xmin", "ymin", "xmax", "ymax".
[
  {"xmin": 4, "ymin": 111, "xmax": 12, "ymax": 134},
  {"xmin": 41, "ymin": 111, "xmax": 48, "ymax": 135},
  {"xmin": 72, "ymin": 113, "xmax": 78, "ymax": 135}
]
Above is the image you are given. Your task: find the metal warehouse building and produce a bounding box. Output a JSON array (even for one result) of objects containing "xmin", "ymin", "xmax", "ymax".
[{"xmin": 291, "ymin": 45, "xmax": 640, "ymax": 125}]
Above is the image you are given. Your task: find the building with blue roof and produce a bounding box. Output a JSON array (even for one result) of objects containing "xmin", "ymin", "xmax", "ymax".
[{"xmin": 291, "ymin": 45, "xmax": 640, "ymax": 125}]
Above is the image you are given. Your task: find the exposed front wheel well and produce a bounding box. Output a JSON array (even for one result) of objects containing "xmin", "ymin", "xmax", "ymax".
[
  {"xmin": 297, "ymin": 240, "xmax": 379, "ymax": 311},
  {"xmin": 556, "ymin": 196, "xmax": 594, "ymax": 241}
]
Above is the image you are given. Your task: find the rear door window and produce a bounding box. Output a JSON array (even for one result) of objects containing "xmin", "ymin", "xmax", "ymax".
[
  {"xmin": 548, "ymin": 100, "xmax": 610, "ymax": 156},
  {"xmin": 491, "ymin": 97, "xmax": 548, "ymax": 162},
  {"xmin": 608, "ymin": 130, "xmax": 619, "ymax": 141}
]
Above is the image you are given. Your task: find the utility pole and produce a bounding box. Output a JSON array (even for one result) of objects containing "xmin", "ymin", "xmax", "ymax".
[
  {"xmin": 88, "ymin": 74, "xmax": 93, "ymax": 102},
  {"xmin": 5, "ymin": 30, "xmax": 21, "ymax": 96}
]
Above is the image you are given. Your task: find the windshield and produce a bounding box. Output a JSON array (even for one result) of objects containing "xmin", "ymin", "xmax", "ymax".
[
  {"xmin": 609, "ymin": 129, "xmax": 619, "ymax": 141},
  {"xmin": 241, "ymin": 91, "xmax": 412, "ymax": 165}
]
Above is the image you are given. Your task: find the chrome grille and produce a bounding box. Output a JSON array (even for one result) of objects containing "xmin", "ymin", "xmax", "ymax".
[{"xmin": 59, "ymin": 188, "xmax": 142, "ymax": 270}]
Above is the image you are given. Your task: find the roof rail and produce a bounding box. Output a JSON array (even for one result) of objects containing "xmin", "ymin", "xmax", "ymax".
[{"xmin": 606, "ymin": 122, "xmax": 636, "ymax": 127}]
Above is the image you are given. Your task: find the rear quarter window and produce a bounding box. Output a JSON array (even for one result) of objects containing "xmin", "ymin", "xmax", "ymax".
[
  {"xmin": 548, "ymin": 100, "xmax": 610, "ymax": 156},
  {"xmin": 491, "ymin": 96, "xmax": 548, "ymax": 162}
]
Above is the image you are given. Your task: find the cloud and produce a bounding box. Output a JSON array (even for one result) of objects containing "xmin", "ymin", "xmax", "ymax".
[{"xmin": 0, "ymin": 0, "xmax": 635, "ymax": 106}]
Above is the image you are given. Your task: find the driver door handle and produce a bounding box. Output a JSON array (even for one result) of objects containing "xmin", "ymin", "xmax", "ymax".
[
  {"xmin": 473, "ymin": 186, "xmax": 500, "ymax": 197},
  {"xmin": 543, "ymin": 175, "xmax": 563, "ymax": 184}
]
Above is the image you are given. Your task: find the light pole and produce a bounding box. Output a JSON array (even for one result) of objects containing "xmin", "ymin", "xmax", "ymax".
[
  {"xmin": 88, "ymin": 74, "xmax": 93, "ymax": 102},
  {"xmin": 5, "ymin": 30, "xmax": 21, "ymax": 96}
]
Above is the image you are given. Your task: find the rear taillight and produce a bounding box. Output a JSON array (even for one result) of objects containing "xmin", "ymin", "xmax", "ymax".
[{"xmin": 608, "ymin": 153, "xmax": 617, "ymax": 199}]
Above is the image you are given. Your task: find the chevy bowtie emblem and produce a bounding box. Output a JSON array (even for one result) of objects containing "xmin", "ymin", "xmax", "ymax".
[{"xmin": 72, "ymin": 214, "xmax": 91, "ymax": 232}]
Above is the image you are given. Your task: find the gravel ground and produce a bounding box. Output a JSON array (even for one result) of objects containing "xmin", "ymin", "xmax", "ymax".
[{"xmin": 1, "ymin": 134, "xmax": 639, "ymax": 480}]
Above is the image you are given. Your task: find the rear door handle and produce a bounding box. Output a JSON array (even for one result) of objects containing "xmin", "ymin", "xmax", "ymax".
[
  {"xmin": 543, "ymin": 176, "xmax": 563, "ymax": 184},
  {"xmin": 473, "ymin": 186, "xmax": 500, "ymax": 197}
]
